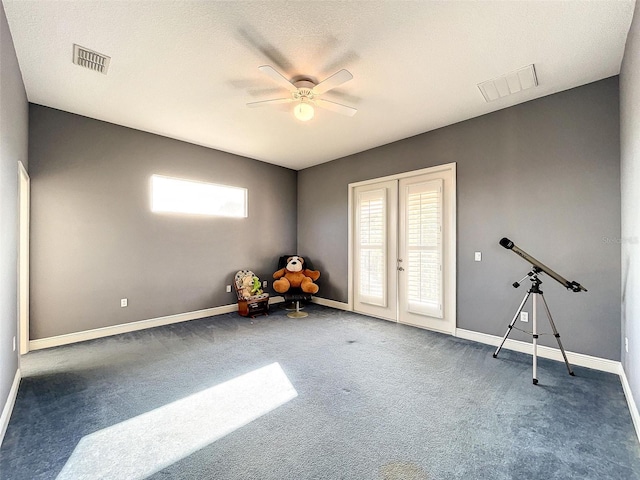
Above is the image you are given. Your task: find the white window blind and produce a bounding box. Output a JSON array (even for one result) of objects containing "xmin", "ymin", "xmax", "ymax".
[
  {"xmin": 356, "ymin": 189, "xmax": 387, "ymax": 306},
  {"xmin": 406, "ymin": 179, "xmax": 443, "ymax": 318}
]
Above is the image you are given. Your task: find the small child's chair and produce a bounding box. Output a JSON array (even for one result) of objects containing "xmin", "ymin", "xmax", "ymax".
[{"xmin": 234, "ymin": 270, "xmax": 269, "ymax": 318}]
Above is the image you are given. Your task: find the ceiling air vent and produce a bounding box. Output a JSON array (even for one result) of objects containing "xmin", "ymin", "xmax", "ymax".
[
  {"xmin": 477, "ymin": 64, "xmax": 537, "ymax": 102},
  {"xmin": 73, "ymin": 44, "xmax": 110, "ymax": 74}
]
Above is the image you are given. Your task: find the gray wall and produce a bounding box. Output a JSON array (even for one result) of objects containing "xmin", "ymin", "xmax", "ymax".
[
  {"xmin": 299, "ymin": 78, "xmax": 621, "ymax": 361},
  {"xmin": 0, "ymin": 2, "xmax": 28, "ymax": 426},
  {"xmin": 29, "ymin": 105, "xmax": 296, "ymax": 339},
  {"xmin": 621, "ymin": 0, "xmax": 640, "ymax": 419}
]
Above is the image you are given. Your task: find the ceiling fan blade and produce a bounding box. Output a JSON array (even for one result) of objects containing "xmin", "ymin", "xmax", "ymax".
[
  {"xmin": 258, "ymin": 65, "xmax": 298, "ymax": 93},
  {"xmin": 247, "ymin": 98, "xmax": 294, "ymax": 108},
  {"xmin": 315, "ymin": 98, "xmax": 357, "ymax": 117},
  {"xmin": 312, "ymin": 69, "xmax": 353, "ymax": 95}
]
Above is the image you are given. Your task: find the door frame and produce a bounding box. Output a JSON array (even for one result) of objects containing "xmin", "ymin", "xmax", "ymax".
[
  {"xmin": 18, "ymin": 161, "xmax": 30, "ymax": 355},
  {"xmin": 347, "ymin": 162, "xmax": 457, "ymax": 332}
]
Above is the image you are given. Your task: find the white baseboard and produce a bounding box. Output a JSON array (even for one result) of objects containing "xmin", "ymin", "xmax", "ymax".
[
  {"xmin": 311, "ymin": 297, "xmax": 351, "ymax": 310},
  {"xmin": 620, "ymin": 367, "xmax": 640, "ymax": 443},
  {"xmin": 29, "ymin": 298, "xmax": 288, "ymax": 351},
  {"xmin": 30, "ymin": 304, "xmax": 246, "ymax": 351},
  {"xmin": 15, "ymin": 304, "xmax": 640, "ymax": 446},
  {"xmin": 455, "ymin": 327, "xmax": 640, "ymax": 444},
  {"xmin": 455, "ymin": 328, "xmax": 621, "ymax": 374},
  {"xmin": 1, "ymin": 369, "xmax": 21, "ymax": 447}
]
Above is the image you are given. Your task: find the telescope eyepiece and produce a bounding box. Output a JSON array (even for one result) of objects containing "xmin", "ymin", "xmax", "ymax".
[{"xmin": 500, "ymin": 237, "xmax": 514, "ymax": 250}]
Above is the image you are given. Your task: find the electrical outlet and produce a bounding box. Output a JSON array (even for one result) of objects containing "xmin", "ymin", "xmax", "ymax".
[
  {"xmin": 263, "ymin": 280, "xmax": 268, "ymax": 288},
  {"xmin": 625, "ymin": 337, "xmax": 629, "ymax": 353},
  {"xmin": 474, "ymin": 251, "xmax": 482, "ymax": 262},
  {"xmin": 520, "ymin": 311, "xmax": 529, "ymax": 322},
  {"xmin": 121, "ymin": 298, "xmax": 128, "ymax": 308},
  {"xmin": 12, "ymin": 336, "xmax": 16, "ymax": 352},
  {"xmin": 226, "ymin": 285, "xmax": 231, "ymax": 293}
]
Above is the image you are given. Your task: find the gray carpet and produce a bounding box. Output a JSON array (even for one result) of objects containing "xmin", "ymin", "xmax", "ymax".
[{"xmin": 1, "ymin": 304, "xmax": 639, "ymax": 479}]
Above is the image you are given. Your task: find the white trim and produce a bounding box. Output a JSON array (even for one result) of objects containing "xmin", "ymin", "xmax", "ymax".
[
  {"xmin": 14, "ymin": 301, "xmax": 640, "ymax": 445},
  {"xmin": 449, "ymin": 164, "xmax": 457, "ymax": 333},
  {"xmin": 456, "ymin": 327, "xmax": 640, "ymax": 445},
  {"xmin": 29, "ymin": 298, "xmax": 287, "ymax": 350},
  {"xmin": 311, "ymin": 297, "xmax": 351, "ymax": 310},
  {"xmin": 17, "ymin": 161, "xmax": 30, "ymax": 355},
  {"xmin": 347, "ymin": 184, "xmax": 354, "ymax": 310},
  {"xmin": 348, "ymin": 163, "xmax": 457, "ymax": 189},
  {"xmin": 30, "ymin": 304, "xmax": 237, "ymax": 350},
  {"xmin": 620, "ymin": 366, "xmax": 640, "ymax": 443},
  {"xmin": 455, "ymin": 328, "xmax": 621, "ymax": 374},
  {"xmin": 1, "ymin": 369, "xmax": 21, "ymax": 447}
]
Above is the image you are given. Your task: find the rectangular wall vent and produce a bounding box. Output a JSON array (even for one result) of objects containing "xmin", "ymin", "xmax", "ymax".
[
  {"xmin": 477, "ymin": 64, "xmax": 537, "ymax": 102},
  {"xmin": 73, "ymin": 44, "xmax": 110, "ymax": 74}
]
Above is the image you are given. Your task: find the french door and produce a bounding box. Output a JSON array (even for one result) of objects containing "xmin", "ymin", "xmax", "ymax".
[
  {"xmin": 351, "ymin": 164, "xmax": 456, "ymax": 334},
  {"xmin": 353, "ymin": 180, "xmax": 398, "ymax": 321}
]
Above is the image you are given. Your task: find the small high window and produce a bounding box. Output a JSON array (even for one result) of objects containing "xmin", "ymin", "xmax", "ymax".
[{"xmin": 151, "ymin": 175, "xmax": 247, "ymax": 218}]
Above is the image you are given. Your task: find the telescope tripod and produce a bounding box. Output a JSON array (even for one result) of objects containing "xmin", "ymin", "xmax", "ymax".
[{"xmin": 493, "ymin": 270, "xmax": 574, "ymax": 384}]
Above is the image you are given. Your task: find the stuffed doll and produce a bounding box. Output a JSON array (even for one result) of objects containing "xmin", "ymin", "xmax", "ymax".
[
  {"xmin": 240, "ymin": 274, "xmax": 254, "ymax": 298},
  {"xmin": 251, "ymin": 276, "xmax": 263, "ymax": 296},
  {"xmin": 273, "ymin": 256, "xmax": 320, "ymax": 294}
]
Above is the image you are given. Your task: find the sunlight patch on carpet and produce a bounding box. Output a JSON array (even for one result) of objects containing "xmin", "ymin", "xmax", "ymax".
[
  {"xmin": 380, "ymin": 461, "xmax": 429, "ymax": 480},
  {"xmin": 56, "ymin": 362, "xmax": 297, "ymax": 480}
]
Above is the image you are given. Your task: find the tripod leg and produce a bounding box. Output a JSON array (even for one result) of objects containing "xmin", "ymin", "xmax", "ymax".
[
  {"xmin": 540, "ymin": 293, "xmax": 575, "ymax": 376},
  {"xmin": 532, "ymin": 294, "xmax": 538, "ymax": 385},
  {"xmin": 494, "ymin": 292, "xmax": 530, "ymax": 358}
]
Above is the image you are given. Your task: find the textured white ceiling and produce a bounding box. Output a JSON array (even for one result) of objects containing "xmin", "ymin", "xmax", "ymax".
[{"xmin": 2, "ymin": 1, "xmax": 635, "ymax": 170}]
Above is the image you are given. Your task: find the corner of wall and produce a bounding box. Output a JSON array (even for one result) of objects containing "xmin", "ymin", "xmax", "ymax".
[
  {"xmin": 0, "ymin": 0, "xmax": 28, "ymax": 439},
  {"xmin": 620, "ymin": 0, "xmax": 640, "ymax": 431},
  {"xmin": 0, "ymin": 369, "xmax": 21, "ymax": 447}
]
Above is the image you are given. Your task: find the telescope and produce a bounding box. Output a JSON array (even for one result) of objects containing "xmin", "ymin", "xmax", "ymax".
[
  {"xmin": 495, "ymin": 237, "xmax": 586, "ymax": 385},
  {"xmin": 499, "ymin": 237, "xmax": 587, "ymax": 292}
]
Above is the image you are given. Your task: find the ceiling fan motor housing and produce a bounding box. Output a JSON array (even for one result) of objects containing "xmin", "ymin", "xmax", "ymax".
[{"xmin": 293, "ymin": 80, "xmax": 316, "ymax": 101}]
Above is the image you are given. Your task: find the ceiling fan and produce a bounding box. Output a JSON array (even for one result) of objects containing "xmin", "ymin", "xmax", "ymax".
[{"xmin": 247, "ymin": 65, "xmax": 357, "ymax": 121}]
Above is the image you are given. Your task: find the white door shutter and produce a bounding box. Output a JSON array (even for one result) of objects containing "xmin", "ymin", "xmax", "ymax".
[
  {"xmin": 353, "ymin": 180, "xmax": 398, "ymax": 321},
  {"xmin": 405, "ymin": 179, "xmax": 443, "ymax": 318},
  {"xmin": 356, "ymin": 188, "xmax": 387, "ymax": 306}
]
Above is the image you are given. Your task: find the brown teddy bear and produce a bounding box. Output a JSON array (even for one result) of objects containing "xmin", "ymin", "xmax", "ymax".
[{"xmin": 273, "ymin": 256, "xmax": 320, "ymax": 294}]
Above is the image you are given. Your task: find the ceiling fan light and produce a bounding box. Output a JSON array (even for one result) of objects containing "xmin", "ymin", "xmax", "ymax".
[{"xmin": 294, "ymin": 102, "xmax": 314, "ymax": 121}]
